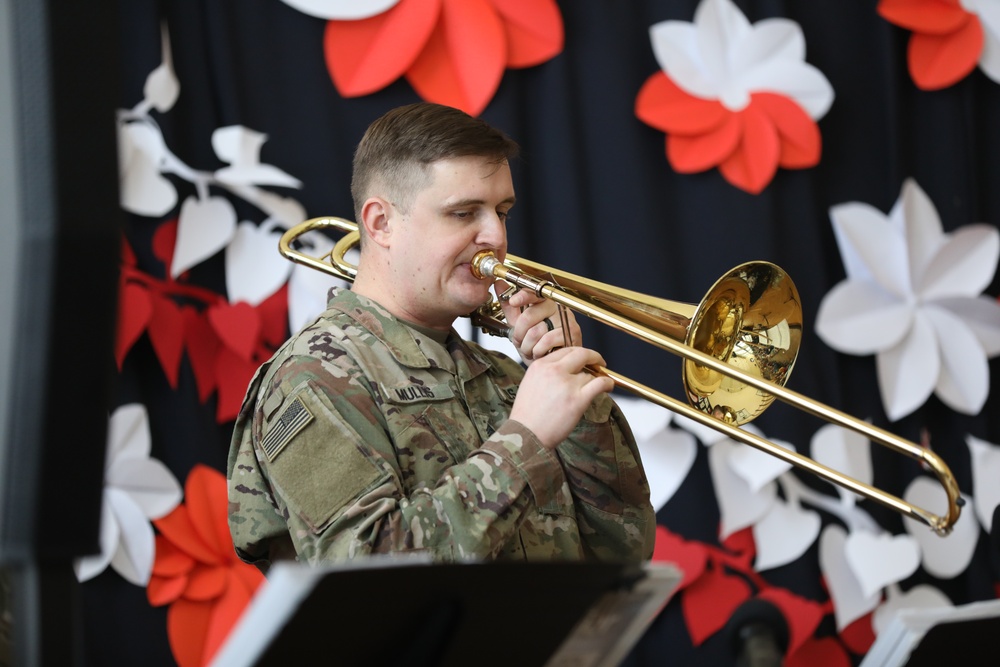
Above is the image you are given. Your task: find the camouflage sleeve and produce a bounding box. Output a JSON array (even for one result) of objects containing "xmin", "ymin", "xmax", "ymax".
[
  {"xmin": 555, "ymin": 394, "xmax": 657, "ymax": 561},
  {"xmin": 246, "ymin": 354, "xmax": 571, "ymax": 565}
]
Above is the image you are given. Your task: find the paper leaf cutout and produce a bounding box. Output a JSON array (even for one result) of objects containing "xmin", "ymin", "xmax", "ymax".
[
  {"xmin": 225, "ymin": 221, "xmax": 294, "ymax": 307},
  {"xmin": 967, "ymin": 434, "xmax": 1000, "ymax": 531},
  {"xmin": 844, "ymin": 531, "xmax": 921, "ymax": 599},
  {"xmin": 903, "ymin": 477, "xmax": 978, "ymax": 579},
  {"xmin": 171, "ymin": 195, "xmax": 238, "ymax": 278},
  {"xmin": 819, "ymin": 525, "xmax": 881, "ymax": 630},
  {"xmin": 681, "ymin": 567, "xmax": 751, "ymax": 646}
]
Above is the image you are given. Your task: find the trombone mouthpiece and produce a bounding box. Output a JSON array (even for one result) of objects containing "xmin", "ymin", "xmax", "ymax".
[{"xmin": 471, "ymin": 251, "xmax": 501, "ymax": 280}]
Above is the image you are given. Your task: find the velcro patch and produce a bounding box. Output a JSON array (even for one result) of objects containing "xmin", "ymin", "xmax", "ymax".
[{"xmin": 261, "ymin": 396, "xmax": 313, "ymax": 461}]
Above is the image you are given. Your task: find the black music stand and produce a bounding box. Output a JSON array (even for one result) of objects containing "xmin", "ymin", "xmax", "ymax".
[
  {"xmin": 211, "ymin": 557, "xmax": 682, "ymax": 667},
  {"xmin": 859, "ymin": 598, "xmax": 1000, "ymax": 667}
]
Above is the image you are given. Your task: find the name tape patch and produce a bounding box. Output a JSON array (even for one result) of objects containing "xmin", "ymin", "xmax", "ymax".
[{"xmin": 261, "ymin": 396, "xmax": 313, "ymax": 461}]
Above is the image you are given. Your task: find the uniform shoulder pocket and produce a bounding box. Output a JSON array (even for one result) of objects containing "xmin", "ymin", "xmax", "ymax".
[{"xmin": 260, "ymin": 382, "xmax": 388, "ymax": 532}]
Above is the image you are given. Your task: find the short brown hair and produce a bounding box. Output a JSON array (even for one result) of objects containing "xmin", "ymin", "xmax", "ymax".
[{"xmin": 351, "ymin": 103, "xmax": 520, "ymax": 222}]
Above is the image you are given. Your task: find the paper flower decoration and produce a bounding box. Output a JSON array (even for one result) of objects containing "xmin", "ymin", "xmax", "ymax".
[
  {"xmin": 295, "ymin": 0, "xmax": 563, "ymax": 116},
  {"xmin": 75, "ymin": 404, "xmax": 182, "ymax": 585},
  {"xmin": 878, "ymin": 0, "xmax": 1000, "ymax": 90},
  {"xmin": 148, "ymin": 464, "xmax": 266, "ymax": 667},
  {"xmin": 816, "ymin": 178, "xmax": 1000, "ymax": 421},
  {"xmin": 635, "ymin": 0, "xmax": 834, "ymax": 194}
]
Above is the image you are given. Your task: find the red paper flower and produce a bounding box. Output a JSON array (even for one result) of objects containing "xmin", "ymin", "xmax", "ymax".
[
  {"xmin": 635, "ymin": 0, "xmax": 833, "ymax": 194},
  {"xmin": 878, "ymin": 0, "xmax": 994, "ymax": 90},
  {"xmin": 148, "ymin": 465, "xmax": 266, "ymax": 667},
  {"xmin": 320, "ymin": 0, "xmax": 564, "ymax": 116}
]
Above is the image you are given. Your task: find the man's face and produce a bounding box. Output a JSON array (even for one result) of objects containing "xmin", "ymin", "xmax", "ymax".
[{"xmin": 385, "ymin": 155, "xmax": 515, "ymax": 330}]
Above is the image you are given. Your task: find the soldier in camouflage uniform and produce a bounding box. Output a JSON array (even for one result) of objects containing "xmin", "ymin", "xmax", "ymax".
[{"xmin": 228, "ymin": 103, "xmax": 656, "ymax": 569}]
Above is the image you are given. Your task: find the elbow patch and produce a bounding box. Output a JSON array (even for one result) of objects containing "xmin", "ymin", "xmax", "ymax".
[{"xmin": 259, "ymin": 383, "xmax": 386, "ymax": 532}]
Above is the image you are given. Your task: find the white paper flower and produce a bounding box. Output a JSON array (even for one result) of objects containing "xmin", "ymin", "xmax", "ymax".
[
  {"xmin": 816, "ymin": 179, "xmax": 1000, "ymax": 420},
  {"xmin": 649, "ymin": 0, "xmax": 833, "ymax": 115},
  {"xmin": 74, "ymin": 404, "xmax": 182, "ymax": 585}
]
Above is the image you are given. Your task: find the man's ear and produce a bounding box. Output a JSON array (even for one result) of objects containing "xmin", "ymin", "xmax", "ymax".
[{"xmin": 359, "ymin": 197, "xmax": 393, "ymax": 248}]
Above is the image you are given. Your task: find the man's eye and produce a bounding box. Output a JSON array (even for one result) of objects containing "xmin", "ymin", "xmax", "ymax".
[{"xmin": 497, "ymin": 210, "xmax": 511, "ymax": 222}]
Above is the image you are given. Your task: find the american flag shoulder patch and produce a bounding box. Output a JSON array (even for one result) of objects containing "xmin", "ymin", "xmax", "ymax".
[{"xmin": 260, "ymin": 396, "xmax": 313, "ymax": 461}]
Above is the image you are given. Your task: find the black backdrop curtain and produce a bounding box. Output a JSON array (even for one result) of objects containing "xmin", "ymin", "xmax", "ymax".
[{"xmin": 87, "ymin": 0, "xmax": 1000, "ymax": 665}]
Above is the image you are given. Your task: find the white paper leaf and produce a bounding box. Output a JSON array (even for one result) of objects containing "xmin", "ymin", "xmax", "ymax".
[
  {"xmin": 902, "ymin": 477, "xmax": 978, "ymax": 579},
  {"xmin": 212, "ymin": 126, "xmax": 302, "ymax": 188},
  {"xmin": 74, "ymin": 501, "xmax": 119, "ymax": 582},
  {"xmin": 728, "ymin": 436, "xmax": 794, "ymax": 493},
  {"xmin": 107, "ymin": 487, "xmax": 157, "ymax": 585},
  {"xmin": 225, "ymin": 221, "xmax": 294, "ymax": 306},
  {"xmin": 967, "ymin": 434, "xmax": 1000, "ymax": 531},
  {"xmin": 710, "ymin": 440, "xmax": 777, "ymax": 538},
  {"xmin": 844, "ymin": 530, "xmax": 921, "ymax": 599},
  {"xmin": 118, "ymin": 124, "xmax": 177, "ymax": 217},
  {"xmin": 143, "ymin": 62, "xmax": 180, "ymax": 113},
  {"xmin": 753, "ymin": 496, "xmax": 821, "ymax": 571},
  {"xmin": 171, "ymin": 194, "xmax": 237, "ymax": 278},
  {"xmin": 811, "ymin": 423, "xmax": 872, "ymax": 504},
  {"xmin": 637, "ymin": 427, "xmax": 698, "ymax": 511},
  {"xmin": 108, "ymin": 458, "xmax": 183, "ymax": 520},
  {"xmin": 279, "ymin": 0, "xmax": 399, "ymax": 20},
  {"xmin": 876, "ymin": 314, "xmax": 939, "ymax": 421},
  {"xmin": 819, "ymin": 524, "xmax": 882, "ymax": 630}
]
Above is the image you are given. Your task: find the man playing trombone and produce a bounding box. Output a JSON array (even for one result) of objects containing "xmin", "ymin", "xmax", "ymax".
[{"xmin": 227, "ymin": 102, "xmax": 655, "ymax": 569}]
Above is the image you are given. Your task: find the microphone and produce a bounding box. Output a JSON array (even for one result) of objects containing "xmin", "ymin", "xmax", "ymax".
[{"xmin": 724, "ymin": 598, "xmax": 789, "ymax": 667}]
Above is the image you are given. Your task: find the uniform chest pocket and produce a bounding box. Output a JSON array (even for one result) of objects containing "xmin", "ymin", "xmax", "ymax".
[{"xmin": 379, "ymin": 379, "xmax": 479, "ymax": 488}]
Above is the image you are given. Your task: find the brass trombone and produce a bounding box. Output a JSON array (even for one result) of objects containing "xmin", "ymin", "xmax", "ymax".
[{"xmin": 279, "ymin": 216, "xmax": 962, "ymax": 535}]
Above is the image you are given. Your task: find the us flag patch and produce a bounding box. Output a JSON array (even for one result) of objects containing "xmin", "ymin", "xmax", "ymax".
[{"xmin": 261, "ymin": 396, "xmax": 313, "ymax": 461}]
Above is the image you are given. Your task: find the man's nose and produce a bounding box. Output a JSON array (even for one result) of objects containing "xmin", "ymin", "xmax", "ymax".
[{"xmin": 478, "ymin": 213, "xmax": 506, "ymax": 246}]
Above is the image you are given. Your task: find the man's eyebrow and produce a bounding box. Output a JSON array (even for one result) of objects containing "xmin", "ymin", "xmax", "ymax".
[{"xmin": 444, "ymin": 196, "xmax": 517, "ymax": 207}]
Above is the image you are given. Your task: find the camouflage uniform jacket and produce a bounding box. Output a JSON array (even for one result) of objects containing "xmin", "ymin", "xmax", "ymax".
[{"xmin": 228, "ymin": 287, "xmax": 655, "ymax": 568}]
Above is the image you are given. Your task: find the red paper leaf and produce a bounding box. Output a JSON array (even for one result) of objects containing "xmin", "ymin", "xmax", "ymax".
[
  {"xmin": 115, "ymin": 281, "xmax": 153, "ymax": 369},
  {"xmin": 208, "ymin": 301, "xmax": 261, "ymax": 362},
  {"xmin": 152, "ymin": 534, "xmax": 198, "ymax": 577},
  {"xmin": 838, "ymin": 612, "xmax": 876, "ymax": 655},
  {"xmin": 184, "ymin": 465, "xmax": 233, "ymax": 561},
  {"xmin": 155, "ymin": 505, "xmax": 223, "ymax": 566},
  {"xmin": 908, "ymin": 16, "xmax": 983, "ymax": 90},
  {"xmin": 230, "ymin": 558, "xmax": 266, "ymax": 594},
  {"xmin": 754, "ymin": 93, "xmax": 821, "ymax": 169},
  {"xmin": 636, "ymin": 73, "xmax": 729, "ymax": 135},
  {"xmin": 167, "ymin": 597, "xmax": 213, "ymax": 667},
  {"xmin": 877, "ymin": 0, "xmax": 970, "ymax": 34},
  {"xmin": 667, "ymin": 112, "xmax": 742, "ymax": 173},
  {"xmin": 147, "ymin": 573, "xmax": 189, "ymax": 607},
  {"xmin": 323, "ymin": 0, "xmax": 440, "ymax": 97},
  {"xmin": 405, "ymin": 0, "xmax": 507, "ymax": 116},
  {"xmin": 153, "ymin": 218, "xmax": 179, "ymax": 271},
  {"xmin": 491, "ymin": 0, "xmax": 563, "ymax": 68},
  {"xmin": 758, "ymin": 588, "xmax": 824, "ymax": 656},
  {"xmin": 184, "ymin": 563, "xmax": 228, "ymax": 602},
  {"xmin": 148, "ymin": 294, "xmax": 186, "ymax": 389},
  {"xmin": 257, "ymin": 285, "xmax": 289, "ymax": 349},
  {"xmin": 786, "ymin": 636, "xmax": 851, "ymax": 667},
  {"xmin": 214, "ymin": 347, "xmax": 259, "ymax": 423},
  {"xmin": 183, "ymin": 307, "xmax": 220, "ymax": 403},
  {"xmin": 719, "ymin": 104, "xmax": 780, "ymax": 194},
  {"xmin": 681, "ymin": 568, "xmax": 751, "ymax": 646},
  {"xmin": 652, "ymin": 525, "xmax": 708, "ymax": 591}
]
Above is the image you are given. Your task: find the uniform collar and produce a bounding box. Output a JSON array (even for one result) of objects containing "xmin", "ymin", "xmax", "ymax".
[{"xmin": 326, "ymin": 287, "xmax": 492, "ymax": 376}]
